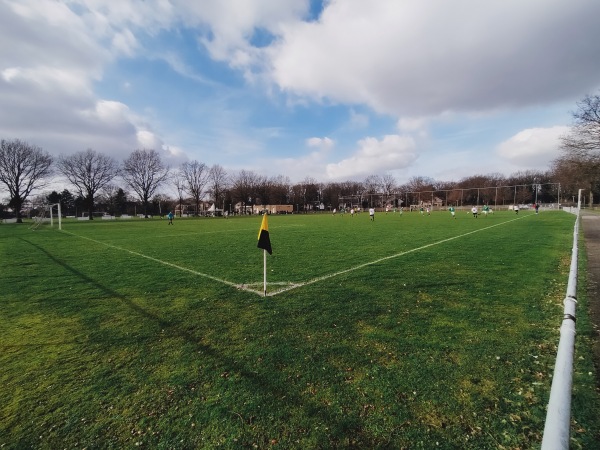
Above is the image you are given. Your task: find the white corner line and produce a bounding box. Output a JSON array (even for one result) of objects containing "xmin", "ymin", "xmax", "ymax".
[
  {"xmin": 264, "ymin": 215, "xmax": 527, "ymax": 296},
  {"xmin": 62, "ymin": 215, "xmax": 527, "ymax": 298}
]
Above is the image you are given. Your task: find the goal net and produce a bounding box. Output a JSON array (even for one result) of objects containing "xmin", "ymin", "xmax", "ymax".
[{"xmin": 30, "ymin": 203, "xmax": 62, "ymax": 230}]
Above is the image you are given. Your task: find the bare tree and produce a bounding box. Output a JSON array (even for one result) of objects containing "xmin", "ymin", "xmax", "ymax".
[
  {"xmin": 173, "ymin": 172, "xmax": 186, "ymax": 216},
  {"xmin": 336, "ymin": 180, "xmax": 365, "ymax": 208},
  {"xmin": 363, "ymin": 175, "xmax": 382, "ymax": 193},
  {"xmin": 363, "ymin": 175, "xmax": 383, "ymax": 207},
  {"xmin": 399, "ymin": 176, "xmax": 435, "ymax": 207},
  {"xmin": 56, "ymin": 149, "xmax": 119, "ymax": 220},
  {"xmin": 98, "ymin": 184, "xmax": 118, "ymax": 216},
  {"xmin": 321, "ymin": 181, "xmax": 343, "ymax": 210},
  {"xmin": 99, "ymin": 184, "xmax": 128, "ymax": 216},
  {"xmin": 557, "ymin": 92, "xmax": 600, "ymax": 205},
  {"xmin": 269, "ymin": 175, "xmax": 291, "ymax": 205},
  {"xmin": 121, "ymin": 149, "xmax": 170, "ymax": 218},
  {"xmin": 562, "ymin": 93, "xmax": 600, "ymax": 156},
  {"xmin": 302, "ymin": 177, "xmax": 320, "ymax": 209},
  {"xmin": 404, "ymin": 176, "xmax": 435, "ymax": 193},
  {"xmin": 289, "ymin": 182, "xmax": 306, "ymax": 211},
  {"xmin": 381, "ymin": 173, "xmax": 396, "ymax": 195},
  {"xmin": 253, "ymin": 174, "xmax": 270, "ymax": 206},
  {"xmin": 231, "ymin": 170, "xmax": 260, "ymax": 214},
  {"xmin": 180, "ymin": 160, "xmax": 209, "ymax": 215},
  {"xmin": 0, "ymin": 139, "xmax": 53, "ymax": 223},
  {"xmin": 381, "ymin": 173, "xmax": 396, "ymax": 205},
  {"xmin": 254, "ymin": 174, "xmax": 292, "ymax": 207},
  {"xmin": 207, "ymin": 164, "xmax": 229, "ymax": 210},
  {"xmin": 152, "ymin": 193, "xmax": 173, "ymax": 217}
]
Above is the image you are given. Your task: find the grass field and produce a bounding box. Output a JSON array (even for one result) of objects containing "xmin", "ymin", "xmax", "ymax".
[{"xmin": 1, "ymin": 210, "xmax": 599, "ymax": 449}]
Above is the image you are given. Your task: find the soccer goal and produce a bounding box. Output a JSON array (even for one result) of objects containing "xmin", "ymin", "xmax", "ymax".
[{"xmin": 30, "ymin": 203, "xmax": 62, "ymax": 230}]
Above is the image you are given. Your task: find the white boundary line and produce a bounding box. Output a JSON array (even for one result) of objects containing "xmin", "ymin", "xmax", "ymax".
[
  {"xmin": 264, "ymin": 215, "xmax": 527, "ymax": 296},
  {"xmin": 63, "ymin": 215, "xmax": 527, "ymax": 297},
  {"xmin": 61, "ymin": 230, "xmax": 256, "ymax": 293}
]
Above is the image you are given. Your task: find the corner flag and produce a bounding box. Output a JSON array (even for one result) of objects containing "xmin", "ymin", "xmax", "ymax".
[{"xmin": 257, "ymin": 214, "xmax": 272, "ymax": 255}]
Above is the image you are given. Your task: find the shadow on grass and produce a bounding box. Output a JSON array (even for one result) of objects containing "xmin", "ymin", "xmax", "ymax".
[{"xmin": 16, "ymin": 238, "xmax": 357, "ymax": 440}]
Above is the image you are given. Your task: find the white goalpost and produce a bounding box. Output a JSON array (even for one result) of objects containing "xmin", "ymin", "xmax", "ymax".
[
  {"xmin": 30, "ymin": 203, "xmax": 62, "ymax": 230},
  {"xmin": 50, "ymin": 203, "xmax": 62, "ymax": 230}
]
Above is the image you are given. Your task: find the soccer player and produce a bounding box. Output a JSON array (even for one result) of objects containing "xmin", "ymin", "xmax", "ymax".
[
  {"xmin": 449, "ymin": 206, "xmax": 456, "ymax": 218},
  {"xmin": 167, "ymin": 211, "xmax": 174, "ymax": 225},
  {"xmin": 471, "ymin": 206, "xmax": 478, "ymax": 218},
  {"xmin": 482, "ymin": 204, "xmax": 490, "ymax": 217},
  {"xmin": 369, "ymin": 208, "xmax": 375, "ymax": 221}
]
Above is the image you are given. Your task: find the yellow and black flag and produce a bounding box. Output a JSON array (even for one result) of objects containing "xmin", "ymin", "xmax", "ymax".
[{"xmin": 257, "ymin": 214, "xmax": 272, "ymax": 255}]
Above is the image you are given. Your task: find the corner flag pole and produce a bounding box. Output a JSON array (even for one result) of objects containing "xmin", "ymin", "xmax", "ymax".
[
  {"xmin": 257, "ymin": 213, "xmax": 272, "ymax": 297},
  {"xmin": 263, "ymin": 249, "xmax": 267, "ymax": 296}
]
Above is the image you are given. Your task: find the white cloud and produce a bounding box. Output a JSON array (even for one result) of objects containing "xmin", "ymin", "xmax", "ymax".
[
  {"xmin": 111, "ymin": 28, "xmax": 138, "ymax": 57},
  {"xmin": 2, "ymin": 1, "xmax": 108, "ymax": 76},
  {"xmin": 1, "ymin": 67, "xmax": 19, "ymax": 82},
  {"xmin": 166, "ymin": 0, "xmax": 307, "ymax": 69},
  {"xmin": 0, "ymin": 0, "xmax": 179, "ymax": 162},
  {"xmin": 326, "ymin": 134, "xmax": 418, "ymax": 180},
  {"xmin": 77, "ymin": 0, "xmax": 175, "ymax": 35},
  {"xmin": 16, "ymin": 66, "xmax": 91, "ymax": 95},
  {"xmin": 496, "ymin": 126, "xmax": 568, "ymax": 168},
  {"xmin": 397, "ymin": 117, "xmax": 427, "ymax": 134},
  {"xmin": 306, "ymin": 137, "xmax": 334, "ymax": 149},
  {"xmin": 86, "ymin": 100, "xmax": 130, "ymax": 124},
  {"xmin": 270, "ymin": 148, "xmax": 330, "ymax": 182},
  {"xmin": 0, "ymin": 0, "xmax": 597, "ymax": 188},
  {"xmin": 265, "ymin": 0, "xmax": 600, "ymax": 116},
  {"xmin": 136, "ymin": 130, "xmax": 164, "ymax": 150}
]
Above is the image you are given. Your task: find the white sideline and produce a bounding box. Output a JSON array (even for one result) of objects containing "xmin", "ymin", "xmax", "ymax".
[{"xmin": 62, "ymin": 215, "xmax": 526, "ymax": 297}]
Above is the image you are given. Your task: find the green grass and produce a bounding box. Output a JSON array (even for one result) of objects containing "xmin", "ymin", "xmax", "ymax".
[{"xmin": 1, "ymin": 210, "xmax": 599, "ymax": 449}]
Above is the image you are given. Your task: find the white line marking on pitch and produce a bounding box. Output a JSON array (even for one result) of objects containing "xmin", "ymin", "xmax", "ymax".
[
  {"xmin": 63, "ymin": 215, "xmax": 526, "ymax": 297},
  {"xmin": 264, "ymin": 215, "xmax": 527, "ymax": 296},
  {"xmin": 61, "ymin": 230, "xmax": 258, "ymax": 294}
]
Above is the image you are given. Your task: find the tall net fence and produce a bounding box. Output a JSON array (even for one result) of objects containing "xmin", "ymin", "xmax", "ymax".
[{"xmin": 341, "ymin": 183, "xmax": 562, "ymax": 210}]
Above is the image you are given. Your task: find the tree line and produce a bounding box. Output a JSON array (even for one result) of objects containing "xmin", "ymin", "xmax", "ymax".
[{"xmin": 1, "ymin": 93, "xmax": 599, "ymax": 223}]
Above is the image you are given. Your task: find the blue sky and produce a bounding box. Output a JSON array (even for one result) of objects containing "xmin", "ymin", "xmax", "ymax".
[{"xmin": 1, "ymin": 0, "xmax": 600, "ymax": 191}]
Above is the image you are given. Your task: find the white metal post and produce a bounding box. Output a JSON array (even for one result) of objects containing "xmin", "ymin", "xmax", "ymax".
[
  {"xmin": 263, "ymin": 249, "xmax": 267, "ymax": 297},
  {"xmin": 49, "ymin": 203, "xmax": 62, "ymax": 230}
]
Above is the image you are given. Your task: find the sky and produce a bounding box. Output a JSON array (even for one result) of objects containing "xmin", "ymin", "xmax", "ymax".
[{"xmin": 1, "ymin": 0, "xmax": 600, "ymax": 190}]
